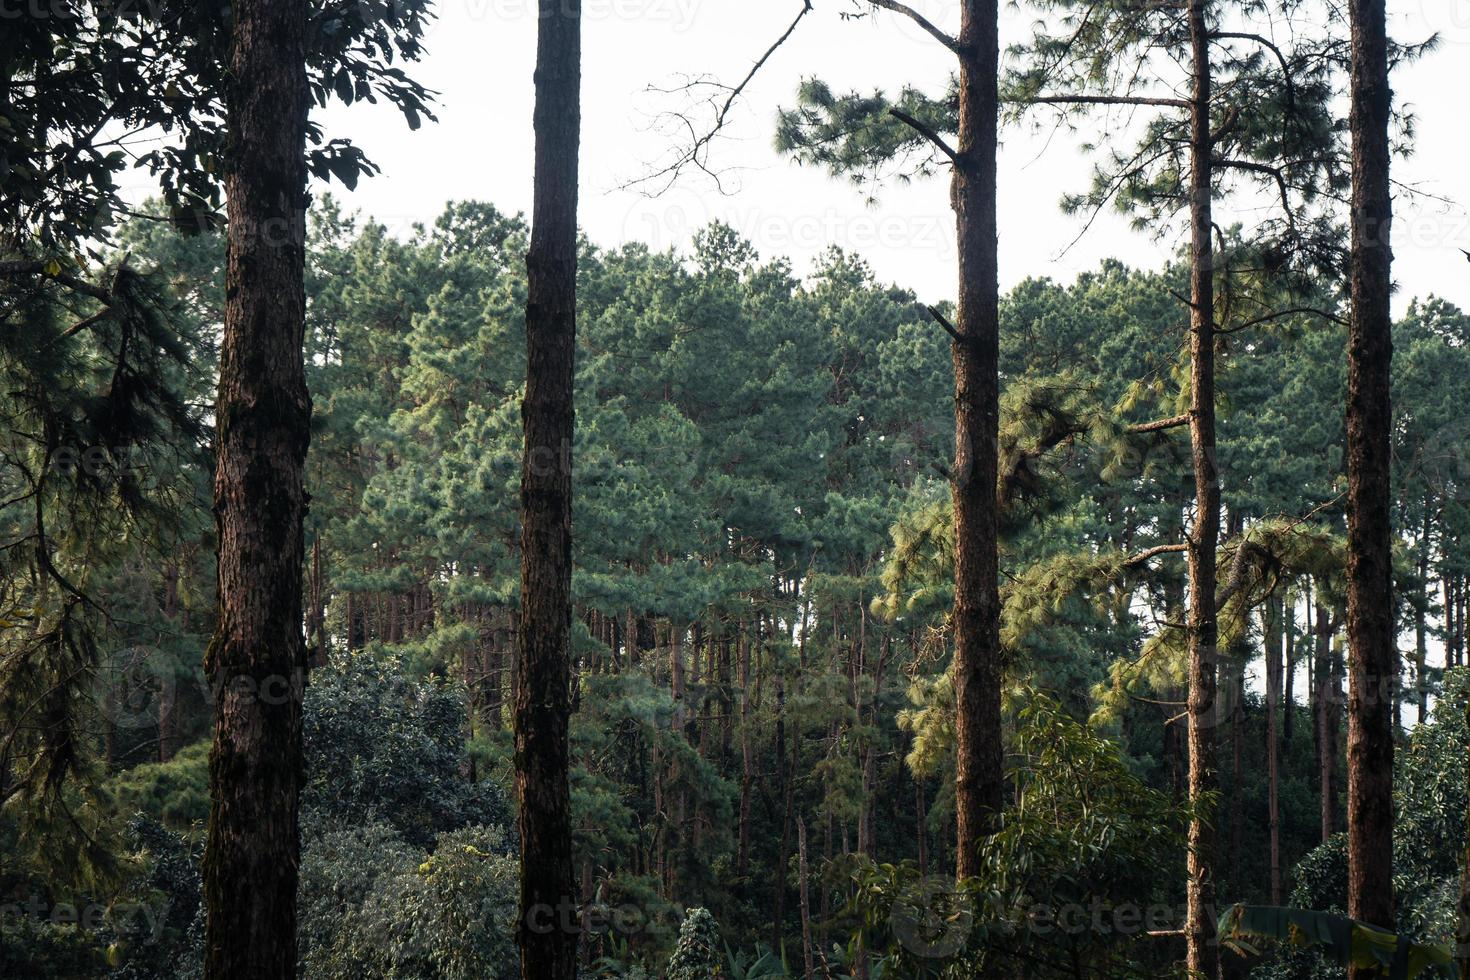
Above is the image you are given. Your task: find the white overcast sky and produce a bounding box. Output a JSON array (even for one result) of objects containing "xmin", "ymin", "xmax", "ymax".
[{"xmin": 296, "ymin": 0, "xmax": 1469, "ymax": 312}]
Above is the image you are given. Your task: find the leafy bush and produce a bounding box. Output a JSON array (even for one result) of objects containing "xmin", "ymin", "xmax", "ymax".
[
  {"xmin": 105, "ymin": 816, "xmax": 203, "ymax": 980},
  {"xmin": 847, "ymin": 692, "xmax": 1191, "ymax": 978},
  {"xmin": 1249, "ymin": 670, "xmax": 1470, "ymax": 979},
  {"xmin": 301, "ymin": 651, "xmax": 511, "ymax": 847},
  {"xmin": 297, "ymin": 822, "xmax": 518, "ymax": 979},
  {"xmin": 666, "ymin": 907, "xmax": 723, "ymax": 980},
  {"xmin": 0, "ymin": 914, "xmax": 106, "ymax": 979}
]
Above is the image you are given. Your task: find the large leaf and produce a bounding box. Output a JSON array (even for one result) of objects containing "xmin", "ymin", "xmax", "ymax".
[{"xmin": 1217, "ymin": 903, "xmax": 1458, "ymax": 979}]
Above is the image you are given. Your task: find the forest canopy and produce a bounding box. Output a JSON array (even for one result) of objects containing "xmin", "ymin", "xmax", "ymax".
[{"xmin": 4, "ymin": 198, "xmax": 1467, "ymax": 976}]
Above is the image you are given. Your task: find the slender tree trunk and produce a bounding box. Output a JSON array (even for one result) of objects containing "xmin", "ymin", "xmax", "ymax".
[
  {"xmin": 1449, "ymin": 575, "xmax": 1459, "ymax": 669},
  {"xmin": 820, "ymin": 809, "xmax": 833, "ymax": 933},
  {"xmin": 1453, "ymin": 575, "xmax": 1464, "ymax": 668},
  {"xmin": 1459, "ymin": 656, "xmax": 1470, "ymax": 979},
  {"xmin": 1345, "ymin": 0, "xmax": 1396, "ymax": 955},
  {"xmin": 1414, "ymin": 503, "xmax": 1431, "ymax": 719},
  {"xmin": 1227, "ymin": 645, "xmax": 1245, "ymax": 889},
  {"xmin": 514, "ymin": 0, "xmax": 580, "ymax": 973},
  {"xmin": 719, "ymin": 627, "xmax": 733, "ymax": 759},
  {"xmin": 1284, "ymin": 588, "xmax": 1297, "ymax": 744},
  {"xmin": 202, "ymin": 0, "xmax": 312, "ymax": 972},
  {"xmin": 773, "ymin": 677, "xmax": 791, "ymax": 952},
  {"xmin": 1184, "ymin": 2, "xmax": 1220, "ymax": 973},
  {"xmin": 670, "ymin": 621, "xmax": 689, "ymax": 894},
  {"xmin": 1265, "ymin": 596, "xmax": 1283, "ymax": 904},
  {"xmin": 798, "ymin": 817, "xmax": 815, "ymax": 980},
  {"xmin": 950, "ymin": 0, "xmax": 1004, "ymax": 883},
  {"xmin": 856, "ymin": 603, "xmax": 873, "ymax": 857},
  {"xmin": 309, "ymin": 536, "xmax": 327, "ymax": 667},
  {"xmin": 1327, "ymin": 629, "xmax": 1345, "ymax": 842},
  {"xmin": 737, "ymin": 621, "xmax": 753, "ymax": 877},
  {"xmin": 158, "ymin": 562, "xmax": 181, "ymax": 763}
]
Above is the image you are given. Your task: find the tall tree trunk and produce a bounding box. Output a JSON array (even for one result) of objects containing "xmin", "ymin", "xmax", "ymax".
[
  {"xmin": 514, "ymin": 0, "xmax": 580, "ymax": 973},
  {"xmin": 950, "ymin": 0, "xmax": 1004, "ymax": 883},
  {"xmin": 1448, "ymin": 575, "xmax": 1462, "ymax": 668},
  {"xmin": 1458, "ymin": 575, "xmax": 1466, "ymax": 668},
  {"xmin": 1461, "ymin": 688, "xmax": 1470, "ymax": 979},
  {"xmin": 1324, "ymin": 626, "xmax": 1344, "ymax": 842},
  {"xmin": 202, "ymin": 0, "xmax": 312, "ymax": 972},
  {"xmin": 1346, "ymin": 0, "xmax": 1396, "ymax": 955},
  {"xmin": 670, "ymin": 620, "xmax": 688, "ymax": 896},
  {"xmin": 1415, "ymin": 502, "xmax": 1431, "ymax": 719},
  {"xmin": 773, "ymin": 677, "xmax": 791, "ymax": 953},
  {"xmin": 309, "ymin": 535, "xmax": 326, "ymax": 667},
  {"xmin": 1265, "ymin": 595, "xmax": 1283, "ymax": 904},
  {"xmin": 1184, "ymin": 2, "xmax": 1220, "ymax": 973},
  {"xmin": 158, "ymin": 562, "xmax": 181, "ymax": 763},
  {"xmin": 737, "ymin": 621, "xmax": 753, "ymax": 877},
  {"xmin": 1226, "ymin": 638, "xmax": 1245, "ymax": 889},
  {"xmin": 856, "ymin": 602, "xmax": 872, "ymax": 857},
  {"xmin": 1284, "ymin": 588, "xmax": 1297, "ymax": 744},
  {"xmin": 798, "ymin": 817, "xmax": 815, "ymax": 980}
]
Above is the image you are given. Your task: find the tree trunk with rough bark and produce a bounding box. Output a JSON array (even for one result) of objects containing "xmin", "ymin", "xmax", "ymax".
[
  {"xmin": 1345, "ymin": 0, "xmax": 1396, "ymax": 961},
  {"xmin": 514, "ymin": 0, "xmax": 581, "ymax": 974},
  {"xmin": 1184, "ymin": 2, "xmax": 1220, "ymax": 975},
  {"xmin": 950, "ymin": 0, "xmax": 1004, "ymax": 885},
  {"xmin": 201, "ymin": 0, "xmax": 312, "ymax": 973}
]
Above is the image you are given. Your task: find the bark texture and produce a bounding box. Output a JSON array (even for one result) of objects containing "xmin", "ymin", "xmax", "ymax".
[
  {"xmin": 1184, "ymin": 1, "xmax": 1220, "ymax": 973},
  {"xmin": 514, "ymin": 0, "xmax": 581, "ymax": 976},
  {"xmin": 950, "ymin": 0, "xmax": 1004, "ymax": 883},
  {"xmin": 202, "ymin": 0, "xmax": 312, "ymax": 974},
  {"xmin": 1345, "ymin": 0, "xmax": 1397, "ymax": 963}
]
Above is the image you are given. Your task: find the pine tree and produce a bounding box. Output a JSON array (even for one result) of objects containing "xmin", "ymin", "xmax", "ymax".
[
  {"xmin": 515, "ymin": 0, "xmax": 581, "ymax": 976},
  {"xmin": 201, "ymin": 0, "xmax": 312, "ymax": 974},
  {"xmin": 1344, "ymin": 0, "xmax": 1397, "ymax": 966}
]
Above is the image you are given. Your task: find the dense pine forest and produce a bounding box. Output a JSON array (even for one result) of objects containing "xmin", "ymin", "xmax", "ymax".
[{"xmin": 2, "ymin": 1, "xmax": 1468, "ymax": 979}]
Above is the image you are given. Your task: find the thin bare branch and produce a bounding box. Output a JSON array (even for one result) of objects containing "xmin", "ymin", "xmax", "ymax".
[
  {"xmin": 1127, "ymin": 413, "xmax": 1192, "ymax": 434},
  {"xmin": 1125, "ymin": 542, "xmax": 1190, "ymax": 566},
  {"xmin": 1023, "ymin": 93, "xmax": 1190, "ymax": 109},
  {"xmin": 925, "ymin": 304, "xmax": 966, "ymax": 344},
  {"xmin": 863, "ymin": 0, "xmax": 959, "ymax": 53},
  {"xmin": 623, "ymin": 1, "xmax": 813, "ymax": 194},
  {"xmin": 889, "ymin": 108, "xmax": 959, "ymax": 166}
]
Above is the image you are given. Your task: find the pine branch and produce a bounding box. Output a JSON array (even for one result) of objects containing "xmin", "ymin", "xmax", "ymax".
[
  {"xmin": 0, "ymin": 260, "xmax": 115, "ymax": 305},
  {"xmin": 1023, "ymin": 94, "xmax": 1190, "ymax": 109},
  {"xmin": 1124, "ymin": 542, "xmax": 1189, "ymax": 566},
  {"xmin": 1212, "ymin": 157, "xmax": 1293, "ymax": 220},
  {"xmin": 1127, "ymin": 413, "xmax": 1191, "ymax": 434},
  {"xmin": 1218, "ymin": 306, "xmax": 1346, "ymax": 335}
]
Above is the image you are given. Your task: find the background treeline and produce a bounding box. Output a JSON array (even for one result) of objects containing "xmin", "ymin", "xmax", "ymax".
[{"xmin": 3, "ymin": 197, "xmax": 1467, "ymax": 977}]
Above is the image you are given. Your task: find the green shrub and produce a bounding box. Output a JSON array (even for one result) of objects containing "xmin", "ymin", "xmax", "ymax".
[{"xmin": 667, "ymin": 907, "xmax": 723, "ymax": 980}]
